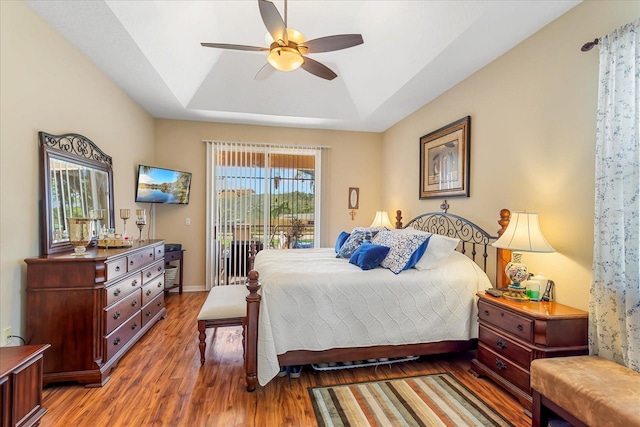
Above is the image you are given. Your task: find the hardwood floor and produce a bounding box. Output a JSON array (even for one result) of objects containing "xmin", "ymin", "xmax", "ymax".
[{"xmin": 41, "ymin": 292, "xmax": 531, "ymax": 426}]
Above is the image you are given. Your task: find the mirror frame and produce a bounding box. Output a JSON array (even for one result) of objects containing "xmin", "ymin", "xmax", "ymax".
[{"xmin": 39, "ymin": 132, "xmax": 115, "ymax": 255}]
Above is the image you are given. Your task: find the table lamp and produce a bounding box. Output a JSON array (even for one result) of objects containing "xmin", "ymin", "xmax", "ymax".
[
  {"xmin": 492, "ymin": 211, "xmax": 555, "ymax": 301},
  {"xmin": 370, "ymin": 211, "xmax": 393, "ymax": 229}
]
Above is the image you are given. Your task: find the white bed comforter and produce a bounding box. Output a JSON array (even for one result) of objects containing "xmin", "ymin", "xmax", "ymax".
[{"xmin": 254, "ymin": 248, "xmax": 492, "ymax": 386}]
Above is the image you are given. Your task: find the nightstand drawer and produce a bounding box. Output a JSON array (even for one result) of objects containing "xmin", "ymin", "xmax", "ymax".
[
  {"xmin": 478, "ymin": 300, "xmax": 533, "ymax": 342},
  {"xmin": 477, "ymin": 344, "xmax": 530, "ymax": 393},
  {"xmin": 479, "ymin": 325, "xmax": 532, "ymax": 369}
]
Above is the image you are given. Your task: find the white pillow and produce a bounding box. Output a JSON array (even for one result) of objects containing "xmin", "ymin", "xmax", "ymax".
[{"xmin": 414, "ymin": 233, "xmax": 460, "ymax": 270}]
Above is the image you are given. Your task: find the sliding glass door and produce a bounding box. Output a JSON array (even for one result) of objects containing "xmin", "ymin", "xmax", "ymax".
[{"xmin": 206, "ymin": 142, "xmax": 323, "ymax": 288}]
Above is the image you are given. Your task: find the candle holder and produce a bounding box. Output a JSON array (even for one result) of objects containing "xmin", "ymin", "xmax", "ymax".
[
  {"xmin": 135, "ymin": 209, "xmax": 147, "ymax": 242},
  {"xmin": 90, "ymin": 208, "xmax": 104, "ymax": 238},
  {"xmin": 120, "ymin": 209, "xmax": 131, "ymax": 238},
  {"xmin": 67, "ymin": 218, "xmax": 93, "ymax": 256}
]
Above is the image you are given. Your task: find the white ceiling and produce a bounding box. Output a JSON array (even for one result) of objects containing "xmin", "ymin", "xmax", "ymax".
[{"xmin": 26, "ymin": 0, "xmax": 580, "ymax": 132}]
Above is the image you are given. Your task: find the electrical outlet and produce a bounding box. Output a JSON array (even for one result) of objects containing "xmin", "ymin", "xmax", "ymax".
[
  {"xmin": 185, "ymin": 217, "xmax": 191, "ymax": 226},
  {"xmin": 2, "ymin": 327, "xmax": 11, "ymax": 346}
]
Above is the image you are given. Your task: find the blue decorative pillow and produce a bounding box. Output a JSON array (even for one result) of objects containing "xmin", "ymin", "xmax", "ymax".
[
  {"xmin": 336, "ymin": 228, "xmax": 382, "ymax": 258},
  {"xmin": 349, "ymin": 242, "xmax": 391, "ymax": 270},
  {"xmin": 334, "ymin": 231, "xmax": 351, "ymax": 253},
  {"xmin": 371, "ymin": 229, "xmax": 430, "ymax": 274}
]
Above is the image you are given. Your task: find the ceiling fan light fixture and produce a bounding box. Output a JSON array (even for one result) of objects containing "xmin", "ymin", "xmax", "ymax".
[{"xmin": 267, "ymin": 46, "xmax": 304, "ymax": 71}]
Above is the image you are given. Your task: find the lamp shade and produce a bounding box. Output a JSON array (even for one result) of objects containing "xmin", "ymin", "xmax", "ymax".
[
  {"xmin": 267, "ymin": 47, "xmax": 304, "ymax": 71},
  {"xmin": 370, "ymin": 211, "xmax": 393, "ymax": 229},
  {"xmin": 492, "ymin": 211, "xmax": 555, "ymax": 252}
]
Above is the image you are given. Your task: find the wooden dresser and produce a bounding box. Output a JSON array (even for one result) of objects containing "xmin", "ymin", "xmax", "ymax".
[
  {"xmin": 470, "ymin": 292, "xmax": 588, "ymax": 411},
  {"xmin": 25, "ymin": 240, "xmax": 166, "ymax": 386},
  {"xmin": 0, "ymin": 344, "xmax": 50, "ymax": 427}
]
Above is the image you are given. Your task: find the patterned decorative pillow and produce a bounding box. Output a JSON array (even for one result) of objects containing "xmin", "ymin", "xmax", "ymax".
[
  {"xmin": 372, "ymin": 229, "xmax": 430, "ymax": 274},
  {"xmin": 334, "ymin": 231, "xmax": 351, "ymax": 253},
  {"xmin": 336, "ymin": 227, "xmax": 383, "ymax": 258}
]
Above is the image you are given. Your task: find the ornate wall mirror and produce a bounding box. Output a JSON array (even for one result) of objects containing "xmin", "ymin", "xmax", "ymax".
[{"xmin": 39, "ymin": 132, "xmax": 115, "ymax": 255}]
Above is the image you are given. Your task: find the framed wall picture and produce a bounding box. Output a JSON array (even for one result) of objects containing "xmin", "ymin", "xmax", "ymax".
[
  {"xmin": 348, "ymin": 187, "xmax": 359, "ymax": 209},
  {"xmin": 419, "ymin": 116, "xmax": 470, "ymax": 199}
]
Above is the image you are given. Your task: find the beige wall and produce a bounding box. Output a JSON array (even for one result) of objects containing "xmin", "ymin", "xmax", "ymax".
[
  {"xmin": 153, "ymin": 119, "xmax": 382, "ymax": 290},
  {"xmin": 382, "ymin": 1, "xmax": 639, "ymax": 310},
  {"xmin": 0, "ymin": 2, "xmax": 155, "ymax": 342}
]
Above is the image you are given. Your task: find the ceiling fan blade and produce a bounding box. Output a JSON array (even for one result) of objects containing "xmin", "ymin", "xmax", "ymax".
[
  {"xmin": 300, "ymin": 57, "xmax": 337, "ymax": 81},
  {"xmin": 254, "ymin": 63, "xmax": 275, "ymax": 81},
  {"xmin": 201, "ymin": 42, "xmax": 268, "ymax": 52},
  {"xmin": 300, "ymin": 34, "xmax": 364, "ymax": 54},
  {"xmin": 259, "ymin": 0, "xmax": 287, "ymax": 43}
]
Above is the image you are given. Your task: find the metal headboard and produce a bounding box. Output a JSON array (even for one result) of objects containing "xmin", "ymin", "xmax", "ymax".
[{"xmin": 402, "ymin": 212, "xmax": 498, "ymax": 273}]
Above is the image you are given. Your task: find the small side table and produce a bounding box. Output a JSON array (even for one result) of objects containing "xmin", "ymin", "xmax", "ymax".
[
  {"xmin": 0, "ymin": 344, "xmax": 51, "ymax": 427},
  {"xmin": 470, "ymin": 292, "xmax": 588, "ymax": 413},
  {"xmin": 164, "ymin": 249, "xmax": 185, "ymax": 294}
]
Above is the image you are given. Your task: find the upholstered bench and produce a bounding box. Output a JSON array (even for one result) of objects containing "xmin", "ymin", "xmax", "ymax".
[
  {"xmin": 531, "ymin": 355, "xmax": 640, "ymax": 427},
  {"xmin": 197, "ymin": 284, "xmax": 247, "ymax": 365}
]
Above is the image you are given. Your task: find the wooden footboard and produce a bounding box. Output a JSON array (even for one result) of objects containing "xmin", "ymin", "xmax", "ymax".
[{"xmin": 243, "ymin": 208, "xmax": 511, "ymax": 391}]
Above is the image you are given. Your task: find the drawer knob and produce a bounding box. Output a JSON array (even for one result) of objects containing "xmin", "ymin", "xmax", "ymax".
[
  {"xmin": 500, "ymin": 312, "xmax": 505, "ymax": 317},
  {"xmin": 149, "ymin": 253, "xmax": 153, "ymax": 258},
  {"xmin": 131, "ymin": 322, "xmax": 138, "ymax": 330},
  {"xmin": 146, "ymin": 272, "xmax": 152, "ymax": 278},
  {"xmin": 113, "ymin": 311, "xmax": 121, "ymax": 320},
  {"xmin": 157, "ymin": 266, "xmax": 162, "ymax": 272},
  {"xmin": 114, "ymin": 337, "xmax": 121, "ymax": 346},
  {"xmin": 132, "ymin": 279, "xmax": 138, "ymax": 286},
  {"xmin": 495, "ymin": 359, "xmax": 507, "ymax": 370},
  {"xmin": 517, "ymin": 324, "xmax": 523, "ymax": 331},
  {"xmin": 132, "ymin": 299, "xmax": 138, "ymax": 307},
  {"xmin": 130, "ymin": 260, "xmax": 135, "ymax": 266},
  {"xmin": 146, "ymin": 289, "xmax": 152, "ymax": 296},
  {"xmin": 157, "ymin": 282, "xmax": 163, "ymax": 288},
  {"xmin": 483, "ymin": 310, "xmax": 490, "ymax": 316},
  {"xmin": 115, "ymin": 266, "xmax": 121, "ymax": 272},
  {"xmin": 496, "ymin": 339, "xmax": 507, "ymax": 350},
  {"xmin": 113, "ymin": 288, "xmax": 121, "ymax": 297},
  {"xmin": 146, "ymin": 310, "xmax": 152, "ymax": 317},
  {"xmin": 157, "ymin": 300, "xmax": 162, "ymax": 307}
]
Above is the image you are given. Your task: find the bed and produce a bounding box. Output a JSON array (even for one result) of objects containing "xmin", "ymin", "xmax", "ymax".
[{"xmin": 243, "ymin": 209, "xmax": 512, "ymax": 391}]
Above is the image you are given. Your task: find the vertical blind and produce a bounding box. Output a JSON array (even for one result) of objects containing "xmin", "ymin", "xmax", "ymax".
[{"xmin": 206, "ymin": 141, "xmax": 325, "ymax": 288}]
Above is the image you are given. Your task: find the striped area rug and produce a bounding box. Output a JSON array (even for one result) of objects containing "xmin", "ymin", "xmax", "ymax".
[{"xmin": 309, "ymin": 373, "xmax": 514, "ymax": 427}]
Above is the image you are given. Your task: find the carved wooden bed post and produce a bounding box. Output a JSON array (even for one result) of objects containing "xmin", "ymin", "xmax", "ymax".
[
  {"xmin": 496, "ymin": 209, "xmax": 512, "ymax": 289},
  {"xmin": 244, "ymin": 270, "xmax": 260, "ymax": 392},
  {"xmin": 395, "ymin": 210, "xmax": 403, "ymax": 229}
]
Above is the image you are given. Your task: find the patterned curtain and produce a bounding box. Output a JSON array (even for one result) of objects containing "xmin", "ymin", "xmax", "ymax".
[{"xmin": 589, "ymin": 19, "xmax": 640, "ymax": 372}]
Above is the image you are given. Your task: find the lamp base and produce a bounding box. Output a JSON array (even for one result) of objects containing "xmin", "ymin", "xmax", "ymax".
[{"xmin": 503, "ymin": 284, "xmax": 530, "ymax": 302}]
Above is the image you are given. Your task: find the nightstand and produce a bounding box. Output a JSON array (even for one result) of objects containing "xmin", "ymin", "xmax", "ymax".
[{"xmin": 470, "ymin": 292, "xmax": 588, "ymax": 412}]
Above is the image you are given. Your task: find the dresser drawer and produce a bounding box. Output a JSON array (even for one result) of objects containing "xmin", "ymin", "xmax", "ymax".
[
  {"xmin": 477, "ymin": 344, "xmax": 530, "ymax": 393},
  {"xmin": 106, "ymin": 257, "xmax": 127, "ymax": 281},
  {"xmin": 142, "ymin": 293, "xmax": 164, "ymax": 328},
  {"xmin": 478, "ymin": 300, "xmax": 533, "ymax": 342},
  {"xmin": 479, "ymin": 325, "xmax": 532, "ymax": 370},
  {"xmin": 154, "ymin": 244, "xmax": 165, "ymax": 260},
  {"xmin": 141, "ymin": 276, "xmax": 164, "ymax": 307},
  {"xmin": 127, "ymin": 247, "xmax": 155, "ymax": 272},
  {"xmin": 105, "ymin": 272, "xmax": 142, "ymax": 306},
  {"xmin": 105, "ymin": 312, "xmax": 142, "ymax": 361},
  {"xmin": 105, "ymin": 289, "xmax": 142, "ymax": 335},
  {"xmin": 142, "ymin": 260, "xmax": 164, "ymax": 284}
]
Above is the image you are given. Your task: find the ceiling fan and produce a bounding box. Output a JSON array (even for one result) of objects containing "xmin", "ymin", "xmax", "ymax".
[{"xmin": 201, "ymin": 0, "xmax": 364, "ymax": 81}]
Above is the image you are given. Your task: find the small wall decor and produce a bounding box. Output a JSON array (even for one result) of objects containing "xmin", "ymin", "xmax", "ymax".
[
  {"xmin": 419, "ymin": 116, "xmax": 470, "ymax": 199},
  {"xmin": 348, "ymin": 187, "xmax": 359, "ymax": 220}
]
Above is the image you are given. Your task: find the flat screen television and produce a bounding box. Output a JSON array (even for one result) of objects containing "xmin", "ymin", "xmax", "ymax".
[{"xmin": 135, "ymin": 165, "xmax": 192, "ymax": 205}]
